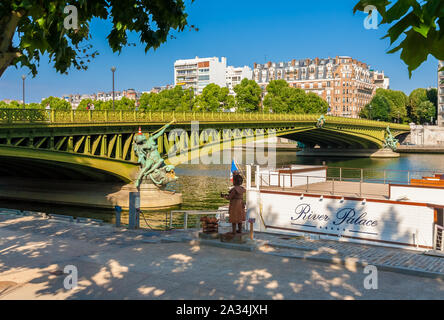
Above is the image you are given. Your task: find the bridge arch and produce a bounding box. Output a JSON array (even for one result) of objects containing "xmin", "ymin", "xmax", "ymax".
[{"xmin": 0, "ymin": 145, "xmax": 137, "ymax": 182}]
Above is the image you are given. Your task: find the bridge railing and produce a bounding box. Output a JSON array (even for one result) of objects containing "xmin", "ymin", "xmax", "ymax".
[
  {"xmin": 0, "ymin": 108, "xmax": 49, "ymax": 123},
  {"xmin": 0, "ymin": 108, "xmax": 410, "ymax": 130}
]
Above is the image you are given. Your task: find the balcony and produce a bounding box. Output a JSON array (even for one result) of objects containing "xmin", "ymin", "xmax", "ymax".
[{"xmin": 175, "ymin": 65, "xmax": 197, "ymax": 70}]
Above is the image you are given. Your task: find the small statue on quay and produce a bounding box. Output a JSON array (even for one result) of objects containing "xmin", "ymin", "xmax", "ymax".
[
  {"xmin": 133, "ymin": 121, "xmax": 178, "ymax": 189},
  {"xmin": 221, "ymin": 172, "xmax": 246, "ymax": 235},
  {"xmin": 316, "ymin": 114, "xmax": 326, "ymax": 128}
]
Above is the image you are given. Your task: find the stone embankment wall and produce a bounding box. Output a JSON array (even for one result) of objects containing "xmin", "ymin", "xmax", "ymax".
[{"xmin": 409, "ymin": 124, "xmax": 444, "ymax": 146}]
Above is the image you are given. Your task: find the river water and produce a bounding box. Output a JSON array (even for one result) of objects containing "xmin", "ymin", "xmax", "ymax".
[{"xmin": 0, "ymin": 152, "xmax": 443, "ymax": 225}]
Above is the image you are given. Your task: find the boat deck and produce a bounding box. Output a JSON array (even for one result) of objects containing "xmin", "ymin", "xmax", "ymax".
[{"xmin": 260, "ymin": 180, "xmax": 390, "ymax": 200}]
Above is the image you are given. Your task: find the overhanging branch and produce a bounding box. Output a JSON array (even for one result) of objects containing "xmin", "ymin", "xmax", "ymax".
[{"xmin": 0, "ymin": 10, "xmax": 26, "ymax": 54}]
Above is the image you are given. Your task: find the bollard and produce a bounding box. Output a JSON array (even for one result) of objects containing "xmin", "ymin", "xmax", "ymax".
[
  {"xmin": 128, "ymin": 192, "xmax": 140, "ymax": 229},
  {"xmin": 114, "ymin": 205, "xmax": 122, "ymax": 227},
  {"xmin": 248, "ymin": 218, "xmax": 256, "ymax": 240}
]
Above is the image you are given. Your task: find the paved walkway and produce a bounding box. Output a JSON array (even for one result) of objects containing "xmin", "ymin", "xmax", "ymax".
[
  {"xmin": 1, "ymin": 212, "xmax": 444, "ymax": 299},
  {"xmin": 255, "ymin": 233, "xmax": 444, "ymax": 277}
]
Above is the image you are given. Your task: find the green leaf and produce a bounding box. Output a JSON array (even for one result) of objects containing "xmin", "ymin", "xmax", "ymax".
[
  {"xmin": 383, "ymin": 12, "xmax": 418, "ymax": 44},
  {"xmin": 398, "ymin": 29, "xmax": 431, "ymax": 77},
  {"xmin": 36, "ymin": 17, "xmax": 45, "ymax": 28},
  {"xmin": 412, "ymin": 23, "xmax": 431, "ymax": 38},
  {"xmin": 383, "ymin": 0, "xmax": 414, "ymax": 24}
]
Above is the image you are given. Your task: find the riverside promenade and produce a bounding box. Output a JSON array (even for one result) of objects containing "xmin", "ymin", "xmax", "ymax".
[{"xmin": 1, "ymin": 211, "xmax": 444, "ymax": 300}]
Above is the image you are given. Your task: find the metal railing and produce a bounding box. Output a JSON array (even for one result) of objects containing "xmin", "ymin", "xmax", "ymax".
[
  {"xmin": 327, "ymin": 167, "xmax": 444, "ymax": 185},
  {"xmin": 434, "ymin": 224, "xmax": 444, "ymax": 251},
  {"xmin": 116, "ymin": 209, "xmax": 227, "ymax": 231},
  {"xmin": 0, "ymin": 108, "xmax": 410, "ymax": 130},
  {"xmin": 256, "ymin": 166, "xmax": 444, "ymax": 198},
  {"xmin": 169, "ymin": 210, "xmax": 228, "ymax": 230}
]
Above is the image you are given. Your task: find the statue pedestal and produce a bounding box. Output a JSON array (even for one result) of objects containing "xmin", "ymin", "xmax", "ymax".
[
  {"xmin": 220, "ymin": 232, "xmax": 250, "ymax": 244},
  {"xmin": 107, "ymin": 183, "xmax": 182, "ymax": 210},
  {"xmin": 370, "ymin": 148, "xmax": 400, "ymax": 158},
  {"xmin": 198, "ymin": 232, "xmax": 220, "ymax": 240}
]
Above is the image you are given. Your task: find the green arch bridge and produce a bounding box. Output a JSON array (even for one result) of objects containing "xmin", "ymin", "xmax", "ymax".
[{"xmin": 0, "ymin": 109, "xmax": 410, "ymax": 182}]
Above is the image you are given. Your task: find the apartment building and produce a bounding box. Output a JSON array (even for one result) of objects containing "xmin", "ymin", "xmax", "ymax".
[
  {"xmin": 62, "ymin": 94, "xmax": 84, "ymax": 109},
  {"xmin": 371, "ymin": 70, "xmax": 390, "ymax": 90},
  {"xmin": 149, "ymin": 84, "xmax": 174, "ymax": 94},
  {"xmin": 253, "ymin": 56, "xmax": 384, "ymax": 118},
  {"xmin": 62, "ymin": 89, "xmax": 140, "ymax": 109},
  {"xmin": 439, "ymin": 61, "xmax": 444, "ymax": 127},
  {"xmin": 226, "ymin": 66, "xmax": 253, "ymax": 95},
  {"xmin": 174, "ymin": 56, "xmax": 227, "ymax": 94},
  {"xmin": 174, "ymin": 56, "xmax": 252, "ymax": 95}
]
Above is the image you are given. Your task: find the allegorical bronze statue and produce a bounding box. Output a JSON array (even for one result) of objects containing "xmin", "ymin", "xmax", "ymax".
[
  {"xmin": 133, "ymin": 121, "xmax": 178, "ymax": 188},
  {"xmin": 384, "ymin": 126, "xmax": 399, "ymax": 151}
]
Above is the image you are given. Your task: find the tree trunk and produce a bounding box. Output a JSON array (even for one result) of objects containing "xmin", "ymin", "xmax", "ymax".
[
  {"xmin": 0, "ymin": 52, "xmax": 21, "ymax": 78},
  {"xmin": 0, "ymin": 10, "xmax": 25, "ymax": 78}
]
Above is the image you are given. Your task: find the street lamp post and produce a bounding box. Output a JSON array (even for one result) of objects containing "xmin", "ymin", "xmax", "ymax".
[
  {"xmin": 369, "ymin": 104, "xmax": 372, "ymax": 120},
  {"xmin": 21, "ymin": 75, "xmax": 26, "ymax": 108},
  {"xmin": 111, "ymin": 66, "xmax": 116, "ymax": 111}
]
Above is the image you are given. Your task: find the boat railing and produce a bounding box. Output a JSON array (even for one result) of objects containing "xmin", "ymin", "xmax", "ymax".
[
  {"xmin": 250, "ymin": 166, "xmax": 444, "ymax": 198},
  {"xmin": 251, "ymin": 165, "xmax": 443, "ymax": 187},
  {"xmin": 434, "ymin": 225, "xmax": 444, "ymax": 252}
]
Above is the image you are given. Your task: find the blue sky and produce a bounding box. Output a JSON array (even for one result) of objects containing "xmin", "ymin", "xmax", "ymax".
[{"xmin": 0, "ymin": 0, "xmax": 439, "ymax": 103}]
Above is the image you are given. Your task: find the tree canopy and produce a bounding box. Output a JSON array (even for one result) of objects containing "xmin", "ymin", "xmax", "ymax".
[
  {"xmin": 194, "ymin": 84, "xmax": 234, "ymax": 112},
  {"xmin": 263, "ymin": 80, "xmax": 328, "ymax": 114},
  {"xmin": 41, "ymin": 96, "xmax": 71, "ymax": 110},
  {"xmin": 375, "ymin": 88, "xmax": 408, "ymax": 122},
  {"xmin": 139, "ymin": 86, "xmax": 195, "ymax": 112},
  {"xmin": 360, "ymin": 87, "xmax": 437, "ymax": 124},
  {"xmin": 0, "ymin": 0, "xmax": 194, "ymax": 78},
  {"xmin": 360, "ymin": 95, "xmax": 392, "ymax": 122},
  {"xmin": 233, "ymin": 79, "xmax": 262, "ymax": 113},
  {"xmin": 408, "ymin": 88, "xmax": 436, "ymax": 123},
  {"xmin": 354, "ymin": 0, "xmax": 444, "ymax": 76}
]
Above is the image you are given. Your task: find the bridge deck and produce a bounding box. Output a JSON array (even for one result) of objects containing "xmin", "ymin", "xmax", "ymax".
[{"xmin": 260, "ymin": 180, "xmax": 389, "ymax": 200}]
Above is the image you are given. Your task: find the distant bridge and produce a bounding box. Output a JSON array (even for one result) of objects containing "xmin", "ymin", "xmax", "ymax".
[{"xmin": 0, "ymin": 109, "xmax": 410, "ymax": 182}]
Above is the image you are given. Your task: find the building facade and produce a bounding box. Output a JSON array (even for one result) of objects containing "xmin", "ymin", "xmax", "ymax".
[
  {"xmin": 253, "ymin": 56, "xmax": 385, "ymax": 118},
  {"xmin": 371, "ymin": 70, "xmax": 390, "ymax": 90},
  {"xmin": 174, "ymin": 56, "xmax": 227, "ymax": 94},
  {"xmin": 225, "ymin": 66, "xmax": 253, "ymax": 95},
  {"xmin": 439, "ymin": 61, "xmax": 444, "ymax": 127},
  {"xmin": 174, "ymin": 56, "xmax": 252, "ymax": 95},
  {"xmin": 62, "ymin": 89, "xmax": 140, "ymax": 109},
  {"xmin": 149, "ymin": 84, "xmax": 174, "ymax": 94}
]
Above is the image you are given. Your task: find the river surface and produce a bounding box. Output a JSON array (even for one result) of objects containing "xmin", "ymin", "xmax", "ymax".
[{"xmin": 0, "ymin": 152, "xmax": 443, "ymax": 225}]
